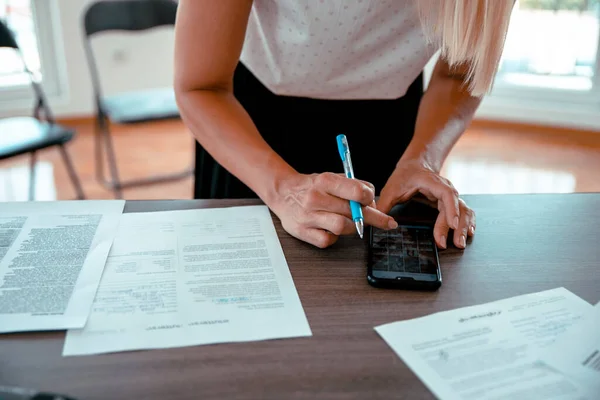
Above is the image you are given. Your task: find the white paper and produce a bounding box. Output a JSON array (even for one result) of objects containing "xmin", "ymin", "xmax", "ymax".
[
  {"xmin": 0, "ymin": 200, "xmax": 125, "ymax": 333},
  {"xmin": 542, "ymin": 300, "xmax": 600, "ymax": 395},
  {"xmin": 375, "ymin": 288, "xmax": 594, "ymax": 400},
  {"xmin": 63, "ymin": 205, "xmax": 312, "ymax": 356}
]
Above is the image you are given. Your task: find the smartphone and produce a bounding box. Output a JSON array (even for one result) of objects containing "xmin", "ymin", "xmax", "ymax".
[{"xmin": 367, "ymin": 223, "xmax": 442, "ymax": 290}]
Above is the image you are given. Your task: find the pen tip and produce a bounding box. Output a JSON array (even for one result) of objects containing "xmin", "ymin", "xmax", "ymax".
[{"xmin": 355, "ymin": 219, "xmax": 364, "ymax": 239}]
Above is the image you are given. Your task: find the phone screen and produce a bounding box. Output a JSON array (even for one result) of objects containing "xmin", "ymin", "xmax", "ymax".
[{"xmin": 370, "ymin": 225, "xmax": 439, "ymax": 281}]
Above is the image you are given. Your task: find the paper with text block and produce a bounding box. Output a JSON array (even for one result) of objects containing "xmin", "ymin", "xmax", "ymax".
[
  {"xmin": 0, "ymin": 200, "xmax": 125, "ymax": 333},
  {"xmin": 63, "ymin": 205, "xmax": 311, "ymax": 356},
  {"xmin": 541, "ymin": 300, "xmax": 600, "ymax": 396},
  {"xmin": 375, "ymin": 288, "xmax": 594, "ymax": 400}
]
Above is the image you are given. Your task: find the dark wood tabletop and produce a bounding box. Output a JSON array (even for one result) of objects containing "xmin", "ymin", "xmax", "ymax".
[{"xmin": 2, "ymin": 194, "xmax": 599, "ymax": 400}]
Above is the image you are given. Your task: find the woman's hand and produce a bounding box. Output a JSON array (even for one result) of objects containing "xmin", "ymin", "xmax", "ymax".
[
  {"xmin": 269, "ymin": 172, "xmax": 398, "ymax": 248},
  {"xmin": 377, "ymin": 159, "xmax": 475, "ymax": 250}
]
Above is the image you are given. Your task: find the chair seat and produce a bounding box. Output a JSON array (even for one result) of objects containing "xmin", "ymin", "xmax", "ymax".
[
  {"xmin": 0, "ymin": 117, "xmax": 74, "ymax": 160},
  {"xmin": 101, "ymin": 87, "xmax": 180, "ymax": 123}
]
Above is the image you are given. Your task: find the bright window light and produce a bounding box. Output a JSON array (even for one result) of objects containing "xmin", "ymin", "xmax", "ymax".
[
  {"xmin": 497, "ymin": 0, "xmax": 600, "ymax": 92},
  {"xmin": 444, "ymin": 160, "xmax": 577, "ymax": 195}
]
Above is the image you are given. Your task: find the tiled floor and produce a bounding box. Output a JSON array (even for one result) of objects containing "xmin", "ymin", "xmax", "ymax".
[{"xmin": 0, "ymin": 119, "xmax": 599, "ymax": 201}]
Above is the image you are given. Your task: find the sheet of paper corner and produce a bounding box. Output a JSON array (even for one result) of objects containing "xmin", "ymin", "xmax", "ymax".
[
  {"xmin": 541, "ymin": 297, "xmax": 600, "ymax": 394},
  {"xmin": 62, "ymin": 204, "xmax": 311, "ymax": 356},
  {"xmin": 373, "ymin": 287, "xmax": 595, "ymax": 400}
]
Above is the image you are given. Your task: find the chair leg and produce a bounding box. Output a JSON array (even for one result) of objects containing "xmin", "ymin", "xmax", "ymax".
[
  {"xmin": 93, "ymin": 116, "xmax": 194, "ymax": 195},
  {"xmin": 94, "ymin": 116, "xmax": 123, "ymax": 199},
  {"xmin": 94, "ymin": 117, "xmax": 106, "ymax": 186},
  {"xmin": 58, "ymin": 145, "xmax": 85, "ymax": 200},
  {"xmin": 29, "ymin": 151, "xmax": 37, "ymax": 201}
]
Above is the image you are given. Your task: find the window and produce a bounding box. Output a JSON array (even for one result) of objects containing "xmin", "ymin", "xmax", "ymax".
[
  {"xmin": 0, "ymin": 0, "xmax": 41, "ymax": 86},
  {"xmin": 443, "ymin": 159, "xmax": 576, "ymax": 195},
  {"xmin": 478, "ymin": 0, "xmax": 600, "ymax": 129},
  {"xmin": 0, "ymin": 0, "xmax": 63, "ymax": 104},
  {"xmin": 496, "ymin": 0, "xmax": 600, "ymax": 93}
]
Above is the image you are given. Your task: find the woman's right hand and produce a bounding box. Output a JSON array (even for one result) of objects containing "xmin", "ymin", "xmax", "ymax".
[{"xmin": 268, "ymin": 172, "xmax": 398, "ymax": 248}]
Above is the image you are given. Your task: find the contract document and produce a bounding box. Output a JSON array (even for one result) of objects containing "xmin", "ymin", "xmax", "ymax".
[
  {"xmin": 542, "ymin": 301, "xmax": 600, "ymax": 395},
  {"xmin": 375, "ymin": 288, "xmax": 594, "ymax": 400},
  {"xmin": 0, "ymin": 200, "xmax": 125, "ymax": 333},
  {"xmin": 63, "ymin": 205, "xmax": 312, "ymax": 356}
]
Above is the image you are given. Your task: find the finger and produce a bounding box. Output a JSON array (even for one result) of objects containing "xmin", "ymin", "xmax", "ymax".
[
  {"xmin": 360, "ymin": 180, "xmax": 376, "ymax": 194},
  {"xmin": 442, "ymin": 186, "xmax": 460, "ymax": 230},
  {"xmin": 453, "ymin": 218, "xmax": 468, "ymax": 250},
  {"xmin": 334, "ymin": 173, "xmax": 375, "ymax": 193},
  {"xmin": 316, "ymin": 193, "xmax": 396, "ymax": 231},
  {"xmin": 297, "ymin": 227, "xmax": 339, "ymax": 249},
  {"xmin": 377, "ymin": 184, "xmax": 409, "ymax": 215},
  {"xmin": 300, "ymin": 190, "xmax": 356, "ymax": 219},
  {"xmin": 301, "ymin": 185, "xmax": 396, "ymax": 231},
  {"xmin": 468, "ymin": 221, "xmax": 476, "ymax": 237},
  {"xmin": 463, "ymin": 200, "xmax": 476, "ymax": 237},
  {"xmin": 452, "ymin": 199, "xmax": 476, "ymax": 249},
  {"xmin": 316, "ymin": 172, "xmax": 374, "ymax": 206},
  {"xmin": 422, "ymin": 181, "xmax": 460, "ymax": 230},
  {"xmin": 313, "ymin": 194, "xmax": 395, "ymax": 231},
  {"xmin": 363, "ymin": 206, "xmax": 398, "ymax": 230},
  {"xmin": 433, "ymin": 209, "xmax": 450, "ymax": 249},
  {"xmin": 308, "ymin": 211, "xmax": 355, "ymax": 236},
  {"xmin": 376, "ymin": 190, "xmax": 395, "ymax": 215}
]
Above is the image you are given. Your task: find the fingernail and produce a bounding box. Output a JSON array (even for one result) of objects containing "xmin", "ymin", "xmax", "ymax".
[
  {"xmin": 440, "ymin": 235, "xmax": 446, "ymax": 248},
  {"xmin": 453, "ymin": 216, "xmax": 459, "ymax": 229},
  {"xmin": 388, "ymin": 219, "xmax": 398, "ymax": 229},
  {"xmin": 469, "ymin": 226, "xmax": 475, "ymax": 235},
  {"xmin": 461, "ymin": 234, "xmax": 466, "ymax": 248}
]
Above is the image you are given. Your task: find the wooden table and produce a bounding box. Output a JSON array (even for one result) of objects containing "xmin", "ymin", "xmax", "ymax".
[{"xmin": 2, "ymin": 194, "xmax": 599, "ymax": 399}]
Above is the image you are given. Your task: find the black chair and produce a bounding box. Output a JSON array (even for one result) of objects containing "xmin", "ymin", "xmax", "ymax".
[
  {"xmin": 82, "ymin": 0, "xmax": 193, "ymax": 199},
  {"xmin": 0, "ymin": 20, "xmax": 85, "ymax": 201}
]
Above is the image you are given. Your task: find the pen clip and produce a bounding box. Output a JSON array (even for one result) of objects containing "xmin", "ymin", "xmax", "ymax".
[
  {"xmin": 336, "ymin": 134, "xmax": 355, "ymax": 179},
  {"xmin": 336, "ymin": 134, "xmax": 349, "ymax": 161}
]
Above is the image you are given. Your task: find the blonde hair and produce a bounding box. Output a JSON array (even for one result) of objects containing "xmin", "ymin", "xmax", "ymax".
[{"xmin": 417, "ymin": 0, "xmax": 515, "ymax": 96}]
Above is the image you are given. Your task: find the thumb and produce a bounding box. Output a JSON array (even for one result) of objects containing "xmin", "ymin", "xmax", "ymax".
[{"xmin": 376, "ymin": 188, "xmax": 396, "ymax": 215}]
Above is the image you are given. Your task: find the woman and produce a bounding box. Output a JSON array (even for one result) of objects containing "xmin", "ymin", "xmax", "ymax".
[{"xmin": 174, "ymin": 0, "xmax": 514, "ymax": 249}]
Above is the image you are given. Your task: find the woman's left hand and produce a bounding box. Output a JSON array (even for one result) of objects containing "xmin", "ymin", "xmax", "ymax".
[{"xmin": 377, "ymin": 158, "xmax": 475, "ymax": 249}]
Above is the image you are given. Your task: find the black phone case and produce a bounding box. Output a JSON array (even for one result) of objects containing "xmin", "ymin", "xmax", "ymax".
[{"xmin": 366, "ymin": 225, "xmax": 442, "ymax": 291}]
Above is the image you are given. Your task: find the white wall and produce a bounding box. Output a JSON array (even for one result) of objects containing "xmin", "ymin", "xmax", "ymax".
[{"xmin": 0, "ymin": 0, "xmax": 176, "ymax": 118}]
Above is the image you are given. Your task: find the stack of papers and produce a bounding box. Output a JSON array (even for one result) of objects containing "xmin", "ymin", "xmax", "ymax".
[
  {"xmin": 0, "ymin": 202, "xmax": 312, "ymax": 356},
  {"xmin": 63, "ymin": 205, "xmax": 312, "ymax": 356},
  {"xmin": 0, "ymin": 201, "xmax": 125, "ymax": 333},
  {"xmin": 375, "ymin": 287, "xmax": 599, "ymax": 399}
]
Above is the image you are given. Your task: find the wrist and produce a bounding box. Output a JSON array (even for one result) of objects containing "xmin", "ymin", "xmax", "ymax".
[
  {"xmin": 398, "ymin": 149, "xmax": 441, "ymax": 173},
  {"xmin": 254, "ymin": 157, "xmax": 298, "ymax": 210}
]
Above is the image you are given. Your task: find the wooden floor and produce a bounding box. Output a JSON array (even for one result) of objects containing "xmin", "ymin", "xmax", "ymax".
[{"xmin": 0, "ymin": 119, "xmax": 599, "ymax": 201}]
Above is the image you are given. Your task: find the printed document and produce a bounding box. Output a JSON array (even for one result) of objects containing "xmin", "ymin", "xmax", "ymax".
[
  {"xmin": 63, "ymin": 205, "xmax": 312, "ymax": 356},
  {"xmin": 375, "ymin": 288, "xmax": 594, "ymax": 400},
  {"xmin": 0, "ymin": 200, "xmax": 125, "ymax": 333},
  {"xmin": 542, "ymin": 300, "xmax": 600, "ymax": 395}
]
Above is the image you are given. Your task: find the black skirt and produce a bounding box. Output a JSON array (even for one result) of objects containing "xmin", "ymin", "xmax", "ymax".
[{"xmin": 194, "ymin": 62, "xmax": 423, "ymax": 199}]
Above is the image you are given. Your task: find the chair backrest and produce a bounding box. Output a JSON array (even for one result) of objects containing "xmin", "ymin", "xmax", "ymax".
[
  {"xmin": 83, "ymin": 0, "xmax": 178, "ymax": 37},
  {"xmin": 0, "ymin": 19, "xmax": 53, "ymax": 122},
  {"xmin": 0, "ymin": 18, "xmax": 19, "ymax": 49},
  {"xmin": 81, "ymin": 0, "xmax": 178, "ymax": 114}
]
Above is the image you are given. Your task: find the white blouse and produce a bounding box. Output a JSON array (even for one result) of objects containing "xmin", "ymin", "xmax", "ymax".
[{"xmin": 240, "ymin": 0, "xmax": 438, "ymax": 100}]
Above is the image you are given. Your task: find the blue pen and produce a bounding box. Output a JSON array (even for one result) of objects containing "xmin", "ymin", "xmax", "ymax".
[{"xmin": 336, "ymin": 134, "xmax": 364, "ymax": 239}]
